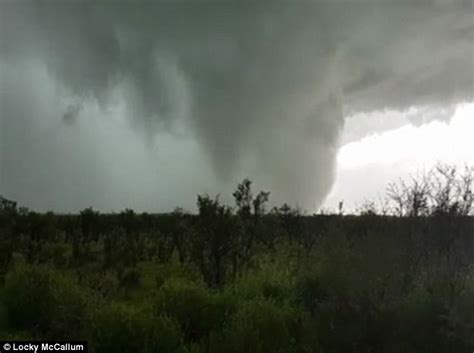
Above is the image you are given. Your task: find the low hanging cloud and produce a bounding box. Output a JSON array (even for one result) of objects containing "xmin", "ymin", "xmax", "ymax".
[
  {"xmin": 341, "ymin": 105, "xmax": 458, "ymax": 145},
  {"xmin": 0, "ymin": 0, "xmax": 472, "ymax": 212}
]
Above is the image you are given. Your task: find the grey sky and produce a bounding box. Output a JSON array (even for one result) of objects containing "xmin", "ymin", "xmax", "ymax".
[{"xmin": 0, "ymin": 0, "xmax": 472, "ymax": 212}]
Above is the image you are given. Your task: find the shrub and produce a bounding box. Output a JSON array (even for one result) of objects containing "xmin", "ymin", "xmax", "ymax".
[
  {"xmin": 154, "ymin": 279, "xmax": 228, "ymax": 343},
  {"xmin": 37, "ymin": 242, "xmax": 72, "ymax": 267},
  {"xmin": 395, "ymin": 283, "xmax": 474, "ymax": 353},
  {"xmin": 2, "ymin": 265, "xmax": 88, "ymax": 339},
  {"xmin": 443, "ymin": 284, "xmax": 474, "ymax": 350},
  {"xmin": 90, "ymin": 302, "xmax": 182, "ymax": 353},
  {"xmin": 295, "ymin": 231, "xmax": 404, "ymax": 353},
  {"xmin": 226, "ymin": 262, "xmax": 294, "ymax": 304},
  {"xmin": 210, "ymin": 298, "xmax": 315, "ymax": 353},
  {"xmin": 79, "ymin": 269, "xmax": 119, "ymax": 298},
  {"xmin": 118, "ymin": 267, "xmax": 142, "ymax": 291}
]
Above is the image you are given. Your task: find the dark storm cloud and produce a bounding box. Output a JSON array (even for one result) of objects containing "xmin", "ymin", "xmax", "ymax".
[{"xmin": 0, "ymin": 0, "xmax": 472, "ymax": 211}]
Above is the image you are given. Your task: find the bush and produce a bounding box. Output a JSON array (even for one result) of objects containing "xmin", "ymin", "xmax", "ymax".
[
  {"xmin": 79, "ymin": 269, "xmax": 119, "ymax": 298},
  {"xmin": 2, "ymin": 265, "xmax": 89, "ymax": 339},
  {"xmin": 227, "ymin": 261, "xmax": 294, "ymax": 304},
  {"xmin": 395, "ymin": 283, "xmax": 474, "ymax": 353},
  {"xmin": 90, "ymin": 303, "xmax": 182, "ymax": 353},
  {"xmin": 295, "ymin": 231, "xmax": 404, "ymax": 353},
  {"xmin": 37, "ymin": 242, "xmax": 72, "ymax": 267},
  {"xmin": 154, "ymin": 279, "xmax": 227, "ymax": 344},
  {"xmin": 118, "ymin": 267, "xmax": 142, "ymax": 291},
  {"xmin": 443, "ymin": 284, "xmax": 474, "ymax": 350},
  {"xmin": 210, "ymin": 298, "xmax": 315, "ymax": 353}
]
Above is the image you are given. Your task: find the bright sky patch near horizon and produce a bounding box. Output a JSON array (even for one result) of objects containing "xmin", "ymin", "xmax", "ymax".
[{"xmin": 324, "ymin": 102, "xmax": 474, "ymax": 212}]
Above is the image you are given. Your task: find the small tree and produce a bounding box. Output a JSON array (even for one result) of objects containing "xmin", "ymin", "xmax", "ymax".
[
  {"xmin": 193, "ymin": 194, "xmax": 237, "ymax": 288},
  {"xmin": 0, "ymin": 196, "xmax": 17, "ymax": 212},
  {"xmin": 232, "ymin": 179, "xmax": 270, "ymax": 276},
  {"xmin": 273, "ymin": 203, "xmax": 303, "ymax": 245},
  {"xmin": 387, "ymin": 173, "xmax": 430, "ymax": 217},
  {"xmin": 386, "ymin": 164, "xmax": 473, "ymax": 217},
  {"xmin": 169, "ymin": 208, "xmax": 193, "ymax": 264},
  {"xmin": 233, "ymin": 178, "xmax": 253, "ymax": 218},
  {"xmin": 430, "ymin": 164, "xmax": 473, "ymax": 216}
]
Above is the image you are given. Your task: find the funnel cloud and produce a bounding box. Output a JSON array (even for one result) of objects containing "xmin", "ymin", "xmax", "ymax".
[{"xmin": 1, "ymin": 0, "xmax": 473, "ymax": 212}]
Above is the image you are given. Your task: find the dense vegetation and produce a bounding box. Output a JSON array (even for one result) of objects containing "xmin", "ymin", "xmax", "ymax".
[{"xmin": 0, "ymin": 165, "xmax": 473, "ymax": 353}]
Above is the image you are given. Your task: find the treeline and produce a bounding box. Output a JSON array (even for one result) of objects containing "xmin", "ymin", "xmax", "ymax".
[{"xmin": 0, "ymin": 165, "xmax": 473, "ymax": 353}]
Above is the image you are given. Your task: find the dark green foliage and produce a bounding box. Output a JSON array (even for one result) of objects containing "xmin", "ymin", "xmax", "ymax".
[
  {"xmin": 0, "ymin": 169, "xmax": 472, "ymax": 352},
  {"xmin": 2, "ymin": 265, "xmax": 89, "ymax": 339},
  {"xmin": 118, "ymin": 267, "xmax": 142, "ymax": 291},
  {"xmin": 90, "ymin": 303, "xmax": 182, "ymax": 353},
  {"xmin": 154, "ymin": 279, "xmax": 227, "ymax": 343},
  {"xmin": 210, "ymin": 298, "xmax": 314, "ymax": 353},
  {"xmin": 193, "ymin": 194, "xmax": 237, "ymax": 288},
  {"xmin": 226, "ymin": 258, "xmax": 295, "ymax": 304}
]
